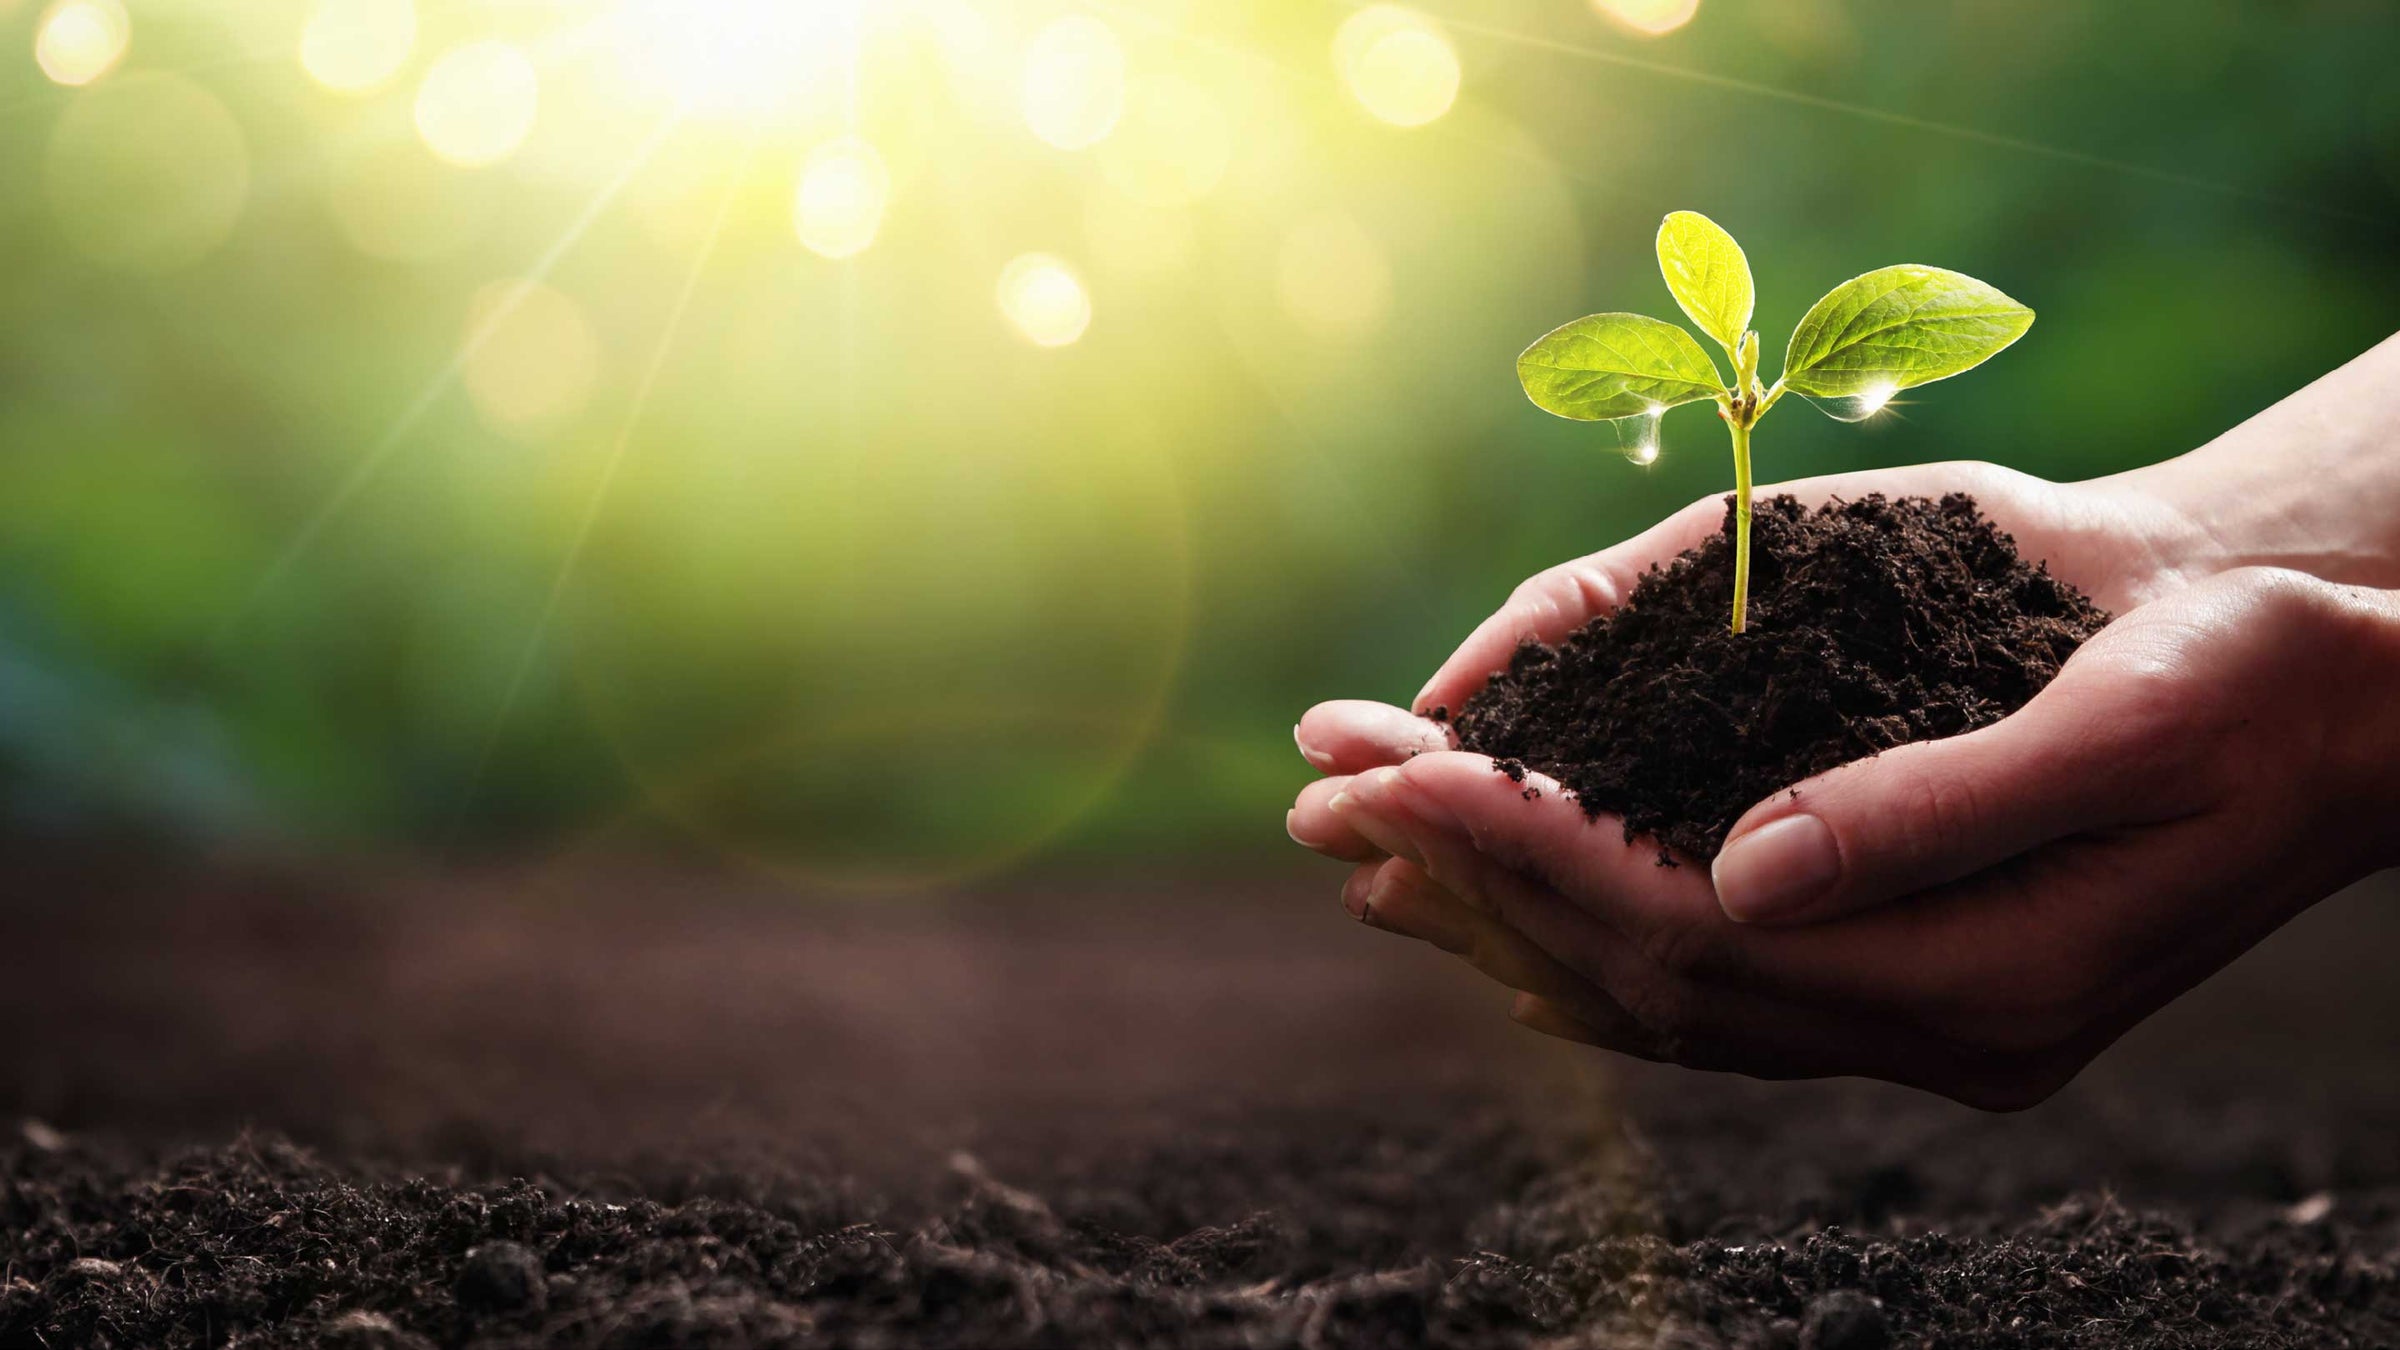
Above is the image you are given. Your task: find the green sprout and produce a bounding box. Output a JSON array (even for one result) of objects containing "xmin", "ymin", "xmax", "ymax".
[{"xmin": 1517, "ymin": 212, "xmax": 2034, "ymax": 633}]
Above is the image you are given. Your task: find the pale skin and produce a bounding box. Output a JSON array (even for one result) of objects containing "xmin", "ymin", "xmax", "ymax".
[{"xmin": 1288, "ymin": 331, "xmax": 2400, "ymax": 1110}]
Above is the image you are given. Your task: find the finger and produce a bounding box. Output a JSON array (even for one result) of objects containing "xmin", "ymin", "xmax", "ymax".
[
  {"xmin": 1352, "ymin": 802, "xmax": 2069, "ymax": 1105},
  {"xmin": 1509, "ymin": 993, "xmax": 1613, "ymax": 1047},
  {"xmin": 1337, "ymin": 753, "xmax": 1729, "ymax": 966},
  {"xmin": 1295, "ymin": 701, "xmax": 1455, "ymax": 777},
  {"xmin": 1287, "ymin": 776, "xmax": 1383, "ymax": 861},
  {"xmin": 1345, "ymin": 858, "xmax": 1645, "ymax": 1038},
  {"xmin": 1412, "ymin": 496, "xmax": 1727, "ymax": 718},
  {"xmin": 1346, "ymin": 738, "xmax": 2202, "ymax": 1086},
  {"xmin": 1337, "ymin": 752, "xmax": 2015, "ymax": 1028},
  {"xmin": 1708, "ymin": 659, "xmax": 2192, "ymax": 926}
]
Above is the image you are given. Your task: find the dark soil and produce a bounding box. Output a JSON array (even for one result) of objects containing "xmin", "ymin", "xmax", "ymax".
[
  {"xmin": 1451, "ymin": 494, "xmax": 2110, "ymax": 860},
  {"xmin": 5, "ymin": 856, "xmax": 2399, "ymax": 1348}
]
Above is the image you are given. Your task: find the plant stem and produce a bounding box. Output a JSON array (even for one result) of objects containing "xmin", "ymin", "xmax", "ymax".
[{"xmin": 1728, "ymin": 416, "xmax": 1753, "ymax": 634}]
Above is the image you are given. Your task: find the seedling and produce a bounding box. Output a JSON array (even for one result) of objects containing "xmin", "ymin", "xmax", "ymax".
[{"xmin": 1517, "ymin": 212, "xmax": 2033, "ymax": 632}]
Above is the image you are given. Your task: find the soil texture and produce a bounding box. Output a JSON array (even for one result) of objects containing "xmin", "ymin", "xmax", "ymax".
[
  {"xmin": 1451, "ymin": 494, "xmax": 2110, "ymax": 859},
  {"xmin": 4, "ymin": 856, "xmax": 2398, "ymax": 1348}
]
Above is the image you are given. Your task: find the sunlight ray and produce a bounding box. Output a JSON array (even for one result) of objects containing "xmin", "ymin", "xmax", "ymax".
[
  {"xmin": 441, "ymin": 125, "xmax": 762, "ymax": 847},
  {"xmin": 212, "ymin": 109, "xmax": 687, "ymax": 648}
]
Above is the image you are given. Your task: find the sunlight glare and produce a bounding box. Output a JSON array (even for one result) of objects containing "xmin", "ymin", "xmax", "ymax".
[
  {"xmin": 300, "ymin": 0, "xmax": 417, "ymax": 95},
  {"xmin": 1595, "ymin": 0, "xmax": 1702, "ymax": 37},
  {"xmin": 34, "ymin": 0, "xmax": 129, "ymax": 87},
  {"xmin": 1022, "ymin": 15, "xmax": 1125, "ymax": 151},
  {"xmin": 998, "ymin": 253, "xmax": 1092, "ymax": 347},
  {"xmin": 1856, "ymin": 381, "xmax": 1898, "ymax": 414},
  {"xmin": 1334, "ymin": 7, "xmax": 1459, "ymax": 129},
  {"xmin": 610, "ymin": 0, "xmax": 852, "ymax": 117},
  {"xmin": 415, "ymin": 40, "xmax": 539, "ymax": 168},
  {"xmin": 794, "ymin": 138, "xmax": 890, "ymax": 259}
]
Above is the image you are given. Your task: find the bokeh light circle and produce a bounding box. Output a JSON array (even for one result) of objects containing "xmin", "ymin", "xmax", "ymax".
[
  {"xmin": 1595, "ymin": 0, "xmax": 1702, "ymax": 36},
  {"xmin": 44, "ymin": 73, "xmax": 250, "ymax": 274},
  {"xmin": 1021, "ymin": 15, "xmax": 1125, "ymax": 151},
  {"xmin": 997, "ymin": 253, "xmax": 1093, "ymax": 347},
  {"xmin": 33, "ymin": 0, "xmax": 128, "ymax": 87},
  {"xmin": 460, "ymin": 279, "xmax": 603, "ymax": 438},
  {"xmin": 414, "ymin": 40, "xmax": 539, "ymax": 168},
  {"xmin": 1277, "ymin": 211, "xmax": 1393, "ymax": 333},
  {"xmin": 559, "ymin": 361, "xmax": 1195, "ymax": 893},
  {"xmin": 794, "ymin": 138, "xmax": 891, "ymax": 260},
  {"xmin": 300, "ymin": 0, "xmax": 418, "ymax": 95},
  {"xmin": 1333, "ymin": 7, "xmax": 1460, "ymax": 128}
]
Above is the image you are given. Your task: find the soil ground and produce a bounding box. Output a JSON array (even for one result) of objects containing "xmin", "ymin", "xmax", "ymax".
[{"xmin": 4, "ymin": 851, "xmax": 2398, "ymax": 1348}]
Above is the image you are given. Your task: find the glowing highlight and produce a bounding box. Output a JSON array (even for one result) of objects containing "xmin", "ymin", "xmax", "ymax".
[
  {"xmin": 998, "ymin": 253, "xmax": 1092, "ymax": 347},
  {"xmin": 415, "ymin": 40, "xmax": 539, "ymax": 168}
]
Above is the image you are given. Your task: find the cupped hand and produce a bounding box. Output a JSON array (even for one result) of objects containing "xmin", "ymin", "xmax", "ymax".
[{"xmin": 1288, "ymin": 463, "xmax": 2400, "ymax": 1107}]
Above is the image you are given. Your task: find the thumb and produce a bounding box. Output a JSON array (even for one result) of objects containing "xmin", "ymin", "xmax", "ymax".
[{"xmin": 1709, "ymin": 689, "xmax": 2156, "ymax": 926}]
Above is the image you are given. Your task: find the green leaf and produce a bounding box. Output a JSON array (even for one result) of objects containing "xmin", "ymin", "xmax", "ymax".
[
  {"xmin": 1781, "ymin": 265, "xmax": 2034, "ymax": 399},
  {"xmin": 1655, "ymin": 211, "xmax": 1754, "ymax": 352},
  {"xmin": 1517, "ymin": 313, "xmax": 1725, "ymax": 422}
]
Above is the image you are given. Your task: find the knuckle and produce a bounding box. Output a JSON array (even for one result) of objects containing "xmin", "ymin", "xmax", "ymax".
[
  {"xmin": 1505, "ymin": 567, "xmax": 1574, "ymax": 614},
  {"xmin": 1888, "ymin": 765, "xmax": 1989, "ymax": 856}
]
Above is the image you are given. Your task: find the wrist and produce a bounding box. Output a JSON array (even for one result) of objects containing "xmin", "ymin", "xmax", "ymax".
[{"xmin": 2103, "ymin": 332, "xmax": 2400, "ymax": 595}]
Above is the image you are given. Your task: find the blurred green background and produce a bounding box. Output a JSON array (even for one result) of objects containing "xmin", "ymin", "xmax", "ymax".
[{"xmin": 1, "ymin": 0, "xmax": 2393, "ymax": 884}]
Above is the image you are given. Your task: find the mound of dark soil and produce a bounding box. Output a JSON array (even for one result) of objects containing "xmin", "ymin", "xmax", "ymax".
[{"xmin": 1451, "ymin": 494, "xmax": 2110, "ymax": 859}]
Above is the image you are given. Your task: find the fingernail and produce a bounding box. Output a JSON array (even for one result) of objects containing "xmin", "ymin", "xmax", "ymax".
[
  {"xmin": 1711, "ymin": 814, "xmax": 1842, "ymax": 923},
  {"xmin": 1285, "ymin": 809, "xmax": 1308, "ymax": 848},
  {"xmin": 1294, "ymin": 723, "xmax": 1335, "ymax": 772}
]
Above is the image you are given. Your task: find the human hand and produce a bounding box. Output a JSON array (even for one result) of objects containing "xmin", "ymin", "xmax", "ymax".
[{"xmin": 1289, "ymin": 465, "xmax": 2400, "ymax": 1107}]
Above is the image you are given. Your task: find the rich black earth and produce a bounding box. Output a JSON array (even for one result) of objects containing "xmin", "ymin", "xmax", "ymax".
[
  {"xmin": 1451, "ymin": 494, "xmax": 2111, "ymax": 859},
  {"xmin": 4, "ymin": 853, "xmax": 2398, "ymax": 1348}
]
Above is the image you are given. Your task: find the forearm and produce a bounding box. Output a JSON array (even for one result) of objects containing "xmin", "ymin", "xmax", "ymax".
[{"xmin": 2098, "ymin": 330, "xmax": 2400, "ymax": 591}]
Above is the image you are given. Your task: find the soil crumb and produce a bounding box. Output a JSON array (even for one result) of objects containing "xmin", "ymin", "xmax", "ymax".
[{"xmin": 1452, "ymin": 494, "xmax": 2109, "ymax": 859}]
